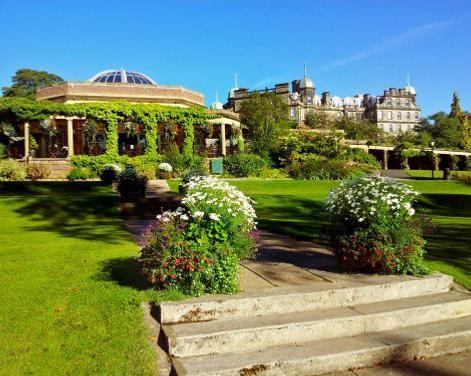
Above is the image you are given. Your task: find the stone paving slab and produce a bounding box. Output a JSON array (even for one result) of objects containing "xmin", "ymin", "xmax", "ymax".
[{"xmin": 328, "ymin": 351, "xmax": 471, "ymax": 375}]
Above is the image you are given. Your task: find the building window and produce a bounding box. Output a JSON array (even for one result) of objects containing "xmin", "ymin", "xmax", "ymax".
[
  {"xmin": 406, "ymin": 100, "xmax": 410, "ymax": 107},
  {"xmin": 389, "ymin": 124, "xmax": 393, "ymax": 132},
  {"xmin": 408, "ymin": 124, "xmax": 412, "ymax": 131},
  {"xmin": 396, "ymin": 99, "xmax": 401, "ymax": 107},
  {"xmin": 307, "ymin": 96, "xmax": 313, "ymax": 104},
  {"xmin": 397, "ymin": 112, "xmax": 402, "ymax": 120},
  {"xmin": 290, "ymin": 107, "xmax": 296, "ymax": 117},
  {"xmin": 388, "ymin": 111, "xmax": 392, "ymax": 120},
  {"xmin": 415, "ymin": 112, "xmax": 419, "ymax": 119},
  {"xmin": 406, "ymin": 112, "xmax": 411, "ymax": 120},
  {"xmin": 378, "ymin": 111, "xmax": 383, "ymax": 119}
]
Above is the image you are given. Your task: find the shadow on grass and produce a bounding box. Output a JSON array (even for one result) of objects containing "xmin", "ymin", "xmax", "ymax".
[
  {"xmin": 253, "ymin": 194, "xmax": 330, "ymax": 244},
  {"xmin": 95, "ymin": 256, "xmax": 152, "ymax": 291},
  {"xmin": 0, "ymin": 181, "xmax": 129, "ymax": 244}
]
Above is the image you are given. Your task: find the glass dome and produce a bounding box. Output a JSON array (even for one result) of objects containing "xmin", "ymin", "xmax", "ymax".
[{"xmin": 88, "ymin": 69, "xmax": 156, "ymax": 85}]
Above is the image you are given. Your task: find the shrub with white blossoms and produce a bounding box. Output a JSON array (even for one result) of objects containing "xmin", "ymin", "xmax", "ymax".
[
  {"xmin": 324, "ymin": 175, "xmax": 428, "ymax": 276},
  {"xmin": 100, "ymin": 163, "xmax": 123, "ymax": 183},
  {"xmin": 158, "ymin": 162, "xmax": 173, "ymax": 173},
  {"xmin": 325, "ymin": 175, "xmax": 419, "ymax": 224},
  {"xmin": 181, "ymin": 175, "xmax": 257, "ymax": 233},
  {"xmin": 139, "ymin": 175, "xmax": 259, "ymax": 296}
]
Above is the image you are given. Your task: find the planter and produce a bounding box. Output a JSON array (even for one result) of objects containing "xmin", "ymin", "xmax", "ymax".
[{"xmin": 158, "ymin": 171, "xmax": 172, "ymax": 179}]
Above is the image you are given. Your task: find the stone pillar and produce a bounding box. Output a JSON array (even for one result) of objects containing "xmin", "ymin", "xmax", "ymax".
[
  {"xmin": 67, "ymin": 118, "xmax": 74, "ymax": 157},
  {"xmin": 220, "ymin": 123, "xmax": 227, "ymax": 156},
  {"xmin": 24, "ymin": 121, "xmax": 30, "ymax": 159},
  {"xmin": 383, "ymin": 149, "xmax": 388, "ymax": 170}
]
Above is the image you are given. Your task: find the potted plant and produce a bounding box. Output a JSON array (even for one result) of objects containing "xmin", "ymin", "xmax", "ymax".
[{"xmin": 158, "ymin": 162, "xmax": 173, "ymax": 179}]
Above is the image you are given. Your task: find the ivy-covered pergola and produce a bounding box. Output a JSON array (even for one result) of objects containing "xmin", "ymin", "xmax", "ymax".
[{"xmin": 0, "ymin": 98, "xmax": 241, "ymax": 159}]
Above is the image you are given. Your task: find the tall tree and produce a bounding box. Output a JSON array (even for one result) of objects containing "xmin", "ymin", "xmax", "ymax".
[
  {"xmin": 239, "ymin": 92, "xmax": 289, "ymax": 157},
  {"xmin": 450, "ymin": 92, "xmax": 463, "ymax": 118},
  {"xmin": 2, "ymin": 69, "xmax": 63, "ymax": 99}
]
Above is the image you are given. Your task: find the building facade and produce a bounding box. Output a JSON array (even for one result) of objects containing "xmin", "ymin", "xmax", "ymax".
[{"xmin": 224, "ymin": 72, "xmax": 420, "ymax": 133}]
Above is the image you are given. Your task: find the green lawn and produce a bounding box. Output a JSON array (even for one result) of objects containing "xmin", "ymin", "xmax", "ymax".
[
  {"xmin": 172, "ymin": 179, "xmax": 471, "ymax": 290},
  {"xmin": 0, "ymin": 182, "xmax": 181, "ymax": 375},
  {"xmin": 407, "ymin": 169, "xmax": 471, "ymax": 180}
]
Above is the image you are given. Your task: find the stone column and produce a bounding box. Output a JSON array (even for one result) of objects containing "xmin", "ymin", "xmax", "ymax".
[
  {"xmin": 24, "ymin": 121, "xmax": 30, "ymax": 159},
  {"xmin": 220, "ymin": 123, "xmax": 227, "ymax": 156},
  {"xmin": 67, "ymin": 118, "xmax": 74, "ymax": 157},
  {"xmin": 383, "ymin": 149, "xmax": 388, "ymax": 170}
]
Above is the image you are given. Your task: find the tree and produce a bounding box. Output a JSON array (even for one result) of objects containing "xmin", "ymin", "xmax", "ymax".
[
  {"xmin": 239, "ymin": 92, "xmax": 290, "ymax": 157},
  {"xmin": 304, "ymin": 110, "xmax": 336, "ymax": 130},
  {"xmin": 450, "ymin": 92, "xmax": 462, "ymax": 118},
  {"xmin": 2, "ymin": 69, "xmax": 63, "ymax": 99},
  {"xmin": 393, "ymin": 141, "xmax": 418, "ymax": 169},
  {"xmin": 339, "ymin": 116, "xmax": 383, "ymax": 143}
]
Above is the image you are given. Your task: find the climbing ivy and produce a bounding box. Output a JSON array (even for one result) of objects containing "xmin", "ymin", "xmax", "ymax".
[{"xmin": 0, "ymin": 97, "xmax": 213, "ymax": 158}]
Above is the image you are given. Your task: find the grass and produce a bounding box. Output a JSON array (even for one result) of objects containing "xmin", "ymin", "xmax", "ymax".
[
  {"xmin": 0, "ymin": 182, "xmax": 182, "ymax": 375},
  {"xmin": 406, "ymin": 169, "xmax": 471, "ymax": 180},
  {"xmin": 171, "ymin": 179, "xmax": 471, "ymax": 289}
]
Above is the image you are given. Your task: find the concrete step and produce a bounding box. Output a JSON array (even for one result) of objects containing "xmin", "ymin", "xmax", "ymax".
[
  {"xmin": 159, "ymin": 273, "xmax": 453, "ymax": 324},
  {"xmin": 163, "ymin": 291, "xmax": 471, "ymax": 358},
  {"xmin": 172, "ymin": 316, "xmax": 471, "ymax": 376}
]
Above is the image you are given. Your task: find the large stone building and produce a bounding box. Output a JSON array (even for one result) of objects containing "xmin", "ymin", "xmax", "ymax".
[{"xmin": 224, "ymin": 70, "xmax": 420, "ymax": 133}]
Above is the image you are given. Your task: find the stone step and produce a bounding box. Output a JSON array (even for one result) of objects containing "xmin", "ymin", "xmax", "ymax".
[
  {"xmin": 164, "ymin": 291, "xmax": 471, "ymax": 358},
  {"xmin": 172, "ymin": 316, "xmax": 471, "ymax": 376},
  {"xmin": 158, "ymin": 273, "xmax": 453, "ymax": 324}
]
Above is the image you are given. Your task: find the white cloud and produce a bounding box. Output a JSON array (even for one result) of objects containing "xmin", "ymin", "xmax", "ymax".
[{"xmin": 321, "ymin": 20, "xmax": 454, "ymax": 72}]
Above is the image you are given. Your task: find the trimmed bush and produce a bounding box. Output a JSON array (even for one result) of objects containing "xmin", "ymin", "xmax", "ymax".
[
  {"xmin": 26, "ymin": 163, "xmax": 51, "ymax": 181},
  {"xmin": 139, "ymin": 176, "xmax": 258, "ymax": 296},
  {"xmin": 287, "ymin": 154, "xmax": 375, "ymax": 180},
  {"xmin": 117, "ymin": 167, "xmax": 148, "ymax": 201},
  {"xmin": 67, "ymin": 167, "xmax": 90, "ymax": 181},
  {"xmin": 100, "ymin": 164, "xmax": 122, "ymax": 184},
  {"xmin": 0, "ymin": 159, "xmax": 26, "ymax": 181},
  {"xmin": 223, "ymin": 153, "xmax": 269, "ymax": 177},
  {"xmin": 324, "ymin": 175, "xmax": 428, "ymax": 275},
  {"xmin": 452, "ymin": 172, "xmax": 471, "ymax": 185}
]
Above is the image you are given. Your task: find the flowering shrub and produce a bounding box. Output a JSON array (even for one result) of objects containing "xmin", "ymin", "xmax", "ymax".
[
  {"xmin": 158, "ymin": 162, "xmax": 173, "ymax": 173},
  {"xmin": 100, "ymin": 164, "xmax": 122, "ymax": 184},
  {"xmin": 325, "ymin": 176, "xmax": 419, "ymax": 225},
  {"xmin": 325, "ymin": 175, "xmax": 428, "ymax": 275},
  {"xmin": 139, "ymin": 176, "xmax": 258, "ymax": 295}
]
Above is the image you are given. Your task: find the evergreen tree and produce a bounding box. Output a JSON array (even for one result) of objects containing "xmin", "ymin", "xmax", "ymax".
[
  {"xmin": 2, "ymin": 69, "xmax": 63, "ymax": 100},
  {"xmin": 450, "ymin": 92, "xmax": 462, "ymax": 118}
]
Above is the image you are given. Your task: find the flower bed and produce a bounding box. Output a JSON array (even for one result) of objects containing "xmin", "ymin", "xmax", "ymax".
[
  {"xmin": 139, "ymin": 176, "xmax": 258, "ymax": 295},
  {"xmin": 325, "ymin": 175, "xmax": 428, "ymax": 275}
]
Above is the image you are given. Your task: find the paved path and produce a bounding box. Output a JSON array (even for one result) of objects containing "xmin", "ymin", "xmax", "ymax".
[{"xmin": 382, "ymin": 169, "xmax": 412, "ymax": 179}]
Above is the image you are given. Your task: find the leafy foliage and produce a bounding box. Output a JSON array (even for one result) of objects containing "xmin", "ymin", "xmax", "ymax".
[
  {"xmin": 139, "ymin": 176, "xmax": 258, "ymax": 296},
  {"xmin": 0, "ymin": 159, "xmax": 26, "ymax": 181},
  {"xmin": 117, "ymin": 167, "xmax": 148, "ymax": 201},
  {"xmin": 223, "ymin": 153, "xmax": 269, "ymax": 177},
  {"xmin": 239, "ymin": 92, "xmax": 290, "ymax": 157},
  {"xmin": 26, "ymin": 163, "xmax": 51, "ymax": 180},
  {"xmin": 67, "ymin": 167, "xmax": 90, "ymax": 181},
  {"xmin": 2, "ymin": 69, "xmax": 63, "ymax": 99},
  {"xmin": 0, "ymin": 97, "xmax": 212, "ymax": 158},
  {"xmin": 325, "ymin": 175, "xmax": 428, "ymax": 275}
]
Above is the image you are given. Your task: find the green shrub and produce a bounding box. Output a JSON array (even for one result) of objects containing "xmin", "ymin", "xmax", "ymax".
[
  {"xmin": 26, "ymin": 163, "xmax": 51, "ymax": 181},
  {"xmin": 117, "ymin": 167, "xmax": 148, "ymax": 201},
  {"xmin": 287, "ymin": 153, "xmax": 378, "ymax": 180},
  {"xmin": 67, "ymin": 167, "xmax": 90, "ymax": 181},
  {"xmin": 325, "ymin": 175, "xmax": 428, "ymax": 275},
  {"xmin": 100, "ymin": 164, "xmax": 122, "ymax": 184},
  {"xmin": 0, "ymin": 143, "xmax": 6, "ymax": 159},
  {"xmin": 179, "ymin": 168, "xmax": 208, "ymax": 194},
  {"xmin": 139, "ymin": 176, "xmax": 258, "ymax": 296},
  {"xmin": 342, "ymin": 148, "xmax": 381, "ymax": 168},
  {"xmin": 70, "ymin": 154, "xmax": 163, "ymax": 178},
  {"xmin": 0, "ymin": 159, "xmax": 26, "ymax": 181},
  {"xmin": 452, "ymin": 172, "xmax": 471, "ymax": 185},
  {"xmin": 223, "ymin": 153, "xmax": 269, "ymax": 177}
]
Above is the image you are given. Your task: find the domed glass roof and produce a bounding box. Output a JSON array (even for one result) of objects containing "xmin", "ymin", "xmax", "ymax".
[{"xmin": 88, "ymin": 69, "xmax": 156, "ymax": 85}]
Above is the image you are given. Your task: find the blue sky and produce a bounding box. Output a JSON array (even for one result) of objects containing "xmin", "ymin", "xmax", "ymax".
[{"xmin": 0, "ymin": 0, "xmax": 470, "ymax": 116}]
